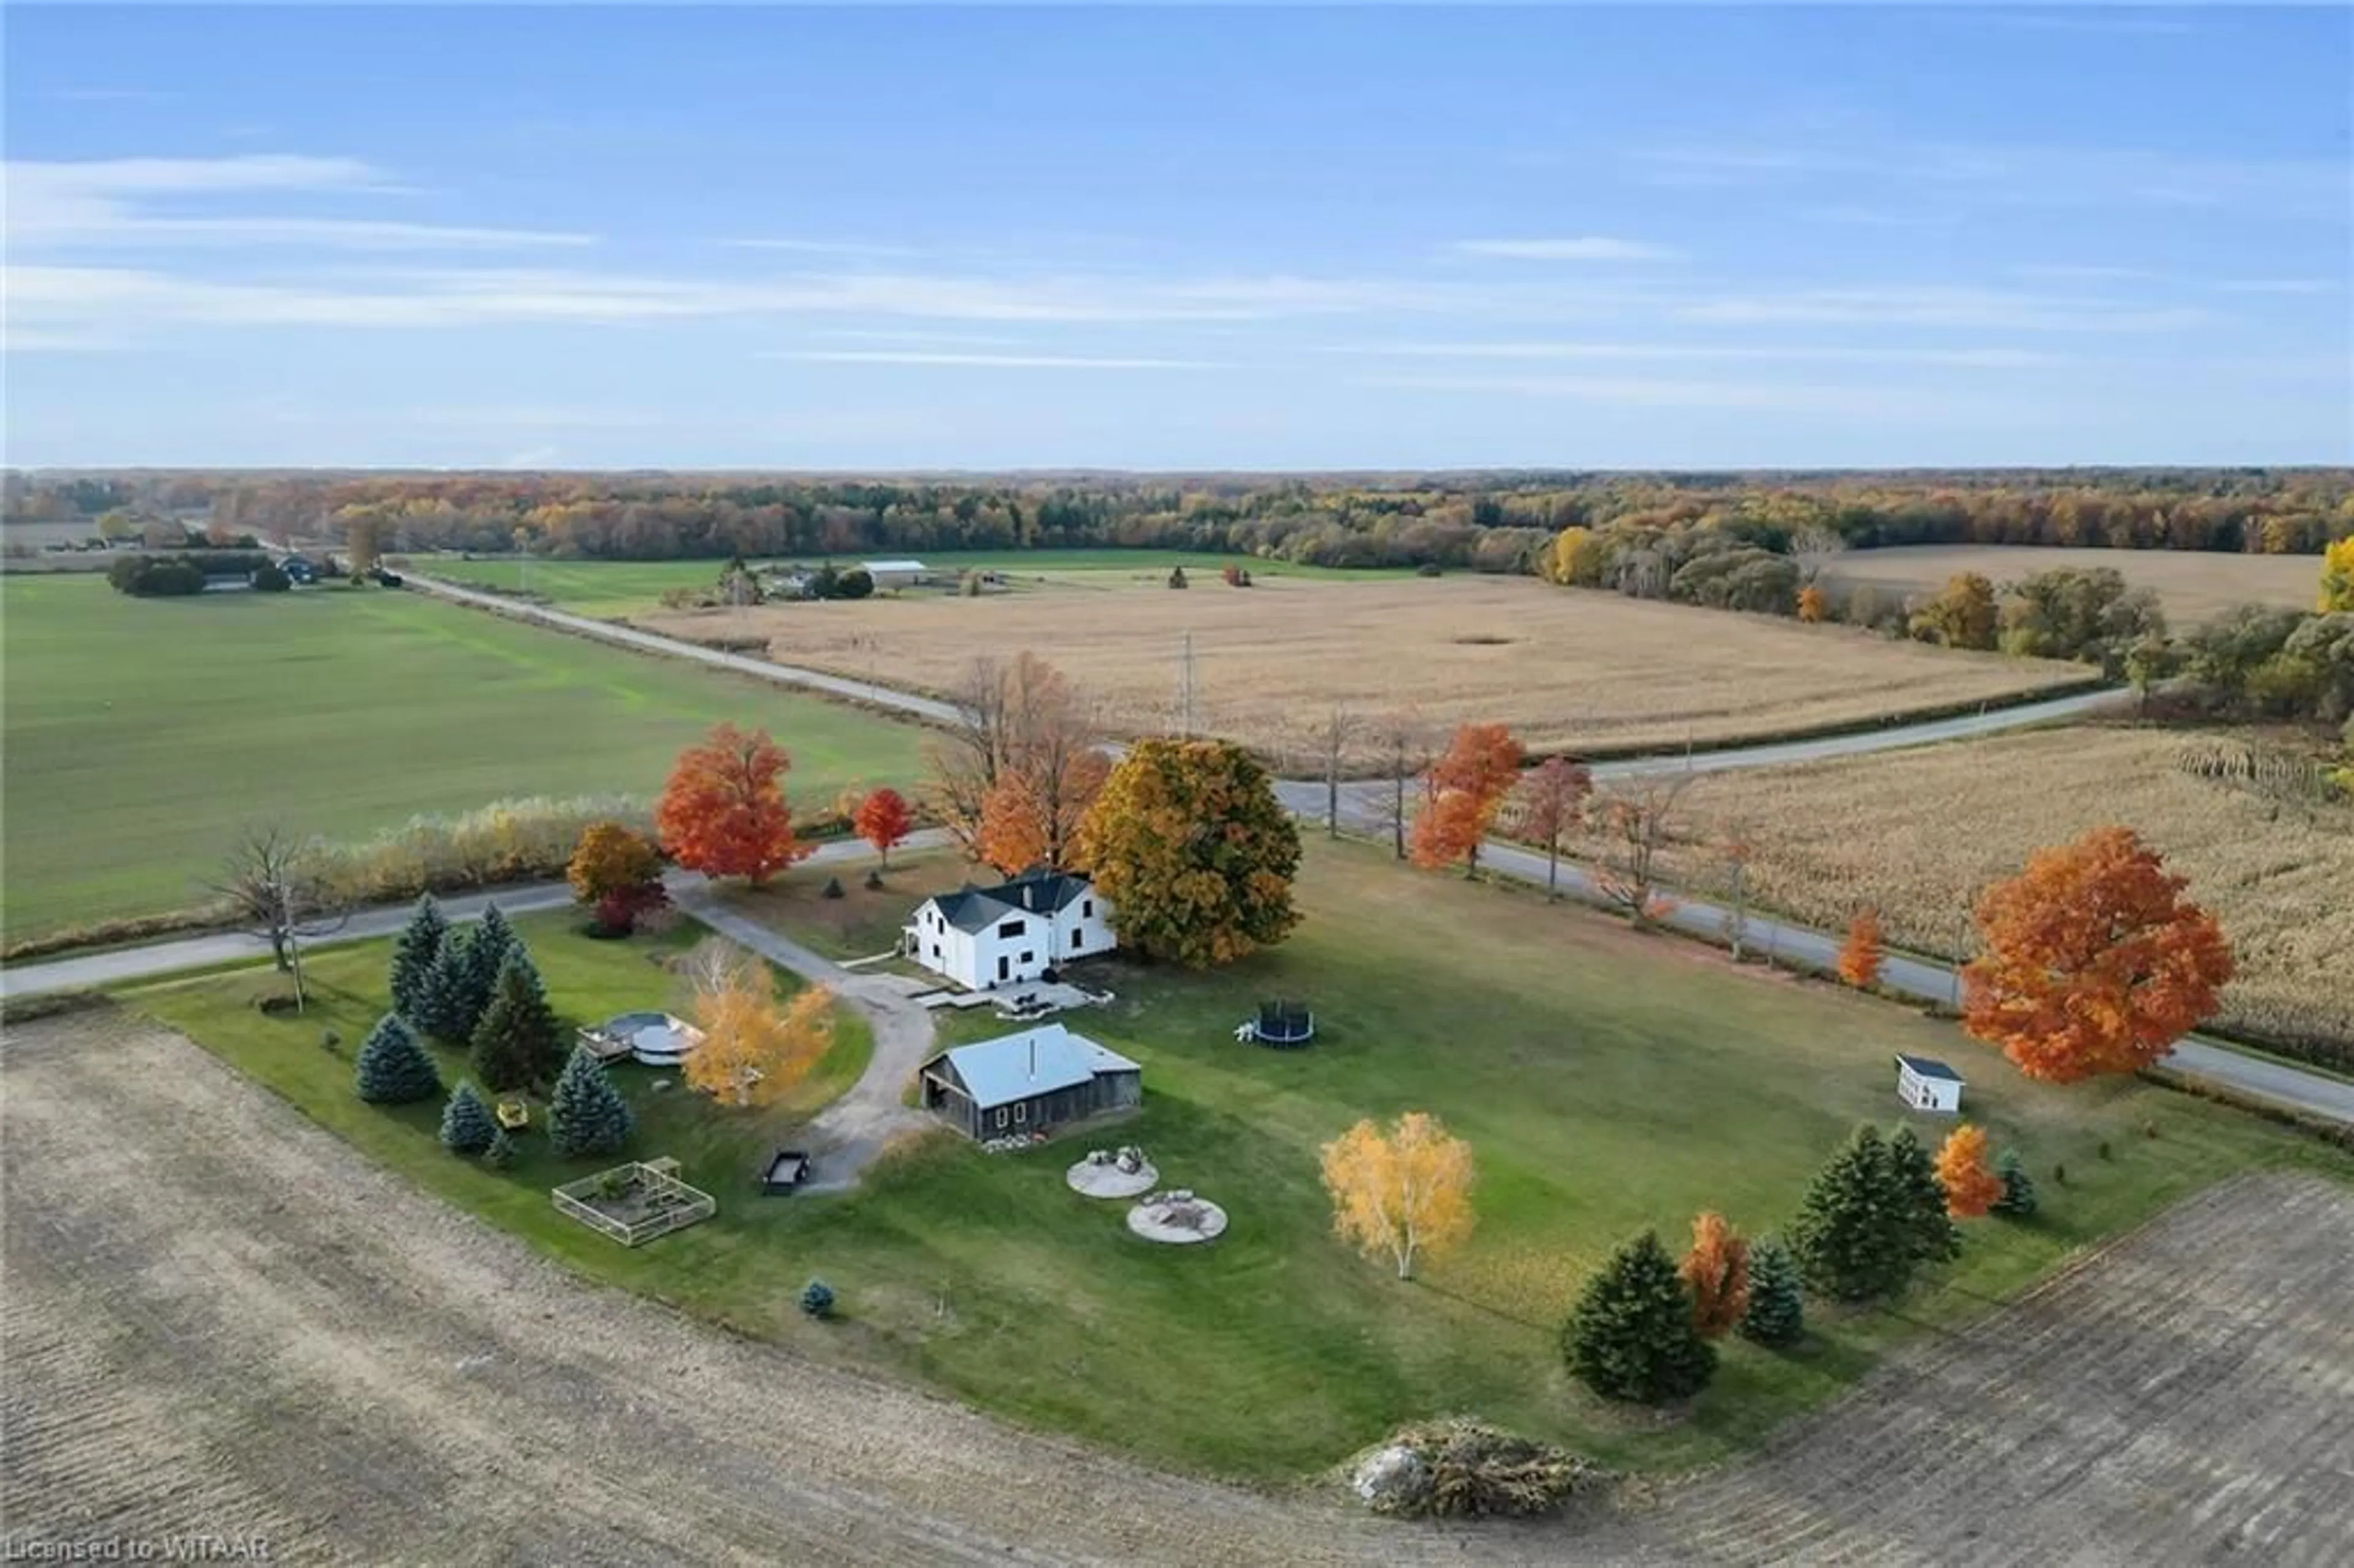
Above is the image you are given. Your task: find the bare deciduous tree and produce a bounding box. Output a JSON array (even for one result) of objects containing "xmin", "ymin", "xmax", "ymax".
[
  {"xmin": 925, "ymin": 651, "xmax": 1105, "ymax": 868},
  {"xmin": 1510, "ymin": 754, "xmax": 1593, "ymax": 899},
  {"xmin": 1315, "ymin": 704, "xmax": 1360, "ymax": 840},
  {"xmin": 1789, "ymin": 524, "xmax": 1848, "ymax": 585},
  {"xmin": 1367, "ymin": 709, "xmax": 1436, "ymax": 861},
  {"xmin": 207, "ymin": 825, "xmax": 349, "ymax": 1010},
  {"xmin": 1586, "ymin": 772, "xmax": 1696, "ymax": 927},
  {"xmin": 1718, "ymin": 811, "xmax": 1758, "ymax": 962}
]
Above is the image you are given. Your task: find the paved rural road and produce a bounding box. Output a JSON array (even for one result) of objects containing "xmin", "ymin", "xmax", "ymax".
[
  {"xmin": 0, "ymin": 831, "xmax": 951, "ymax": 1002},
  {"xmin": 411, "ymin": 573, "xmax": 966, "ymax": 723}
]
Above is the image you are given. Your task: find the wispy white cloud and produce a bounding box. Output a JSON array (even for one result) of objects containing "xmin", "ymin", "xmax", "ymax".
[
  {"xmin": 2215, "ymin": 278, "xmax": 2338, "ymax": 295},
  {"xmin": 1451, "ymin": 237, "xmax": 1683, "ymax": 262},
  {"xmin": 4, "ymin": 262, "xmax": 1463, "ymax": 345},
  {"xmin": 1322, "ymin": 340, "xmax": 2061, "ymax": 368},
  {"xmin": 727, "ymin": 238, "xmax": 923, "ymax": 257},
  {"xmin": 1675, "ymin": 286, "xmax": 2212, "ymax": 333},
  {"xmin": 1632, "ymin": 141, "xmax": 2344, "ymax": 215},
  {"xmin": 764, "ymin": 349, "xmax": 1221, "ymax": 370},
  {"xmin": 1357, "ymin": 372, "xmax": 1957, "ymax": 417},
  {"xmin": 5, "ymin": 155, "xmax": 593, "ymax": 251}
]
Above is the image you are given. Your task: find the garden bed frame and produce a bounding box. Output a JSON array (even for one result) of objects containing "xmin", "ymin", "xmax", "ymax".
[{"xmin": 551, "ymin": 1159, "xmax": 717, "ymax": 1247}]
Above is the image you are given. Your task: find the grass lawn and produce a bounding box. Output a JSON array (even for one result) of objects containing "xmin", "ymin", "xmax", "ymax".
[
  {"xmin": 715, "ymin": 850, "xmax": 973, "ymax": 962},
  {"xmin": 419, "ymin": 549, "xmax": 1404, "ymax": 615},
  {"xmin": 128, "ymin": 909, "xmax": 873, "ymax": 1294},
  {"xmin": 0, "ymin": 576, "xmax": 925, "ymax": 943},
  {"xmin": 126, "ymin": 840, "xmax": 2333, "ymax": 1483}
]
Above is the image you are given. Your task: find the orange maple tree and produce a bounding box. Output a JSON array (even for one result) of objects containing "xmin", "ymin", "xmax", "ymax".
[
  {"xmin": 851, "ymin": 786, "xmax": 914, "ymax": 867},
  {"xmin": 1797, "ymin": 584, "xmax": 1829, "ymax": 623},
  {"xmin": 1408, "ymin": 723, "xmax": 1524, "ymax": 876},
  {"xmin": 1934, "ymin": 1125, "xmax": 2004, "ymax": 1219},
  {"xmin": 1838, "ymin": 907, "xmax": 1884, "ymax": 988},
  {"xmin": 654, "ymin": 723, "xmax": 812, "ymax": 886},
  {"xmin": 1963, "ymin": 826, "xmax": 2234, "ymax": 1083},
  {"xmin": 976, "ymin": 747, "xmax": 1111, "ymax": 877},
  {"xmin": 1680, "ymin": 1211, "xmax": 1751, "ymax": 1339}
]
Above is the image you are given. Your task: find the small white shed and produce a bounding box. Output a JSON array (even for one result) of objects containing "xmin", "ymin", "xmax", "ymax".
[{"xmin": 1894, "ymin": 1054, "xmax": 1965, "ymax": 1114}]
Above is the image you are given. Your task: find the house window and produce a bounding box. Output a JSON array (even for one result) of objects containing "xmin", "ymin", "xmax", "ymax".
[
  {"xmin": 931, "ymin": 943, "xmax": 941, "ymax": 959},
  {"xmin": 1014, "ymin": 1102, "xmax": 1027, "ymax": 1125},
  {"xmin": 1020, "ymin": 951, "xmax": 1034, "ymax": 965},
  {"xmin": 1083, "ymin": 899, "xmax": 1093, "ymax": 918},
  {"xmin": 995, "ymin": 1108, "xmax": 1008, "ymax": 1130},
  {"xmin": 998, "ymin": 918, "xmax": 1026, "ymax": 938}
]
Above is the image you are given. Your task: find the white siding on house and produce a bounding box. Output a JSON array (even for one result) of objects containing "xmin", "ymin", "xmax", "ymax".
[{"xmin": 905, "ymin": 885, "xmax": 1118, "ymax": 991}]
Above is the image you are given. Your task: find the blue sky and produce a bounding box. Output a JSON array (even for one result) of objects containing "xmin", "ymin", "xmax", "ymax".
[{"xmin": 6, "ymin": 5, "xmax": 2348, "ymax": 469}]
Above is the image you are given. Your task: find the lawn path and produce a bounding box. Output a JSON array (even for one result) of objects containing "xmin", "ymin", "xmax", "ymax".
[{"xmin": 666, "ymin": 881, "xmax": 937, "ymax": 1191}]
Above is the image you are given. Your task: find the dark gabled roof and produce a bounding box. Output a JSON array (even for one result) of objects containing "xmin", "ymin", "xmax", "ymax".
[
  {"xmin": 924, "ymin": 870, "xmax": 1093, "ymax": 934},
  {"xmin": 1895, "ymin": 1054, "xmax": 1964, "ymax": 1083}
]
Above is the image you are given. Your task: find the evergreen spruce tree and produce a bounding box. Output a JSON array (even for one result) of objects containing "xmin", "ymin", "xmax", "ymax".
[
  {"xmin": 1739, "ymin": 1236, "xmax": 1806, "ymax": 1348},
  {"xmin": 412, "ymin": 937, "xmax": 478, "ymax": 1041},
  {"xmin": 484, "ymin": 1126, "xmax": 519, "ymax": 1170},
  {"xmin": 439, "ymin": 1081, "xmax": 498, "ymax": 1155},
  {"xmin": 1992, "ymin": 1148, "xmax": 2040, "ymax": 1217},
  {"xmin": 389, "ymin": 894, "xmax": 449, "ymax": 1023},
  {"xmin": 547, "ymin": 1045, "xmax": 634, "ymax": 1157},
  {"xmin": 354, "ymin": 1012, "xmax": 442, "ymax": 1105},
  {"xmin": 1788, "ymin": 1126, "xmax": 1912, "ymax": 1302},
  {"xmin": 470, "ymin": 948, "xmax": 564, "ymax": 1094},
  {"xmin": 1889, "ymin": 1125, "xmax": 1962, "ymax": 1265},
  {"xmin": 1561, "ymin": 1230, "xmax": 1717, "ymax": 1403},
  {"xmin": 457, "ymin": 905, "xmax": 520, "ymax": 1031}
]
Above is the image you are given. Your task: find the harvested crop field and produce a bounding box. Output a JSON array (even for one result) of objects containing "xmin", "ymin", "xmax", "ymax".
[
  {"xmin": 638, "ymin": 577, "xmax": 2089, "ymax": 757},
  {"xmin": 7, "ymin": 1013, "xmax": 2347, "ymax": 1566},
  {"xmin": 1824, "ymin": 544, "xmax": 2321, "ymax": 624},
  {"xmin": 1667, "ymin": 725, "xmax": 2354, "ymax": 1059},
  {"xmin": 1628, "ymin": 1171, "xmax": 2354, "ymax": 1566}
]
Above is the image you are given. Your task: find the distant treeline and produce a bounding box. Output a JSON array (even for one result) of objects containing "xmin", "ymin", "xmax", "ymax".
[{"xmin": 9, "ymin": 469, "xmax": 2349, "ymax": 569}]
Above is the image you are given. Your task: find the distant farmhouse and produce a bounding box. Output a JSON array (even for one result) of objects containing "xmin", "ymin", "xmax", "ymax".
[
  {"xmin": 918, "ymin": 1024, "xmax": 1141, "ymax": 1140},
  {"xmin": 860, "ymin": 558, "xmax": 928, "ymax": 590},
  {"xmin": 904, "ymin": 870, "xmax": 1114, "ymax": 991}
]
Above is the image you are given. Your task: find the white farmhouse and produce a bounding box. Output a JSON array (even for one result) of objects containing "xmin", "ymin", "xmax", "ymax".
[
  {"xmin": 904, "ymin": 871, "xmax": 1116, "ymax": 991},
  {"xmin": 1894, "ymin": 1054, "xmax": 1965, "ymax": 1114}
]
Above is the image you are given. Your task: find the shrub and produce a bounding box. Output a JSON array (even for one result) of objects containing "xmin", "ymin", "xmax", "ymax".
[
  {"xmin": 1561, "ymin": 1230, "xmax": 1716, "ymax": 1403},
  {"xmin": 1739, "ymin": 1236, "xmax": 1805, "ymax": 1347},
  {"xmin": 547, "ymin": 1046, "xmax": 634, "ymax": 1157},
  {"xmin": 439, "ymin": 1082, "xmax": 498, "ymax": 1155},
  {"xmin": 832, "ymin": 567, "xmax": 874, "ymax": 600},
  {"xmin": 863, "ymin": 867, "xmax": 883, "ymax": 891},
  {"xmin": 567, "ymin": 821, "xmax": 663, "ymax": 905},
  {"xmin": 484, "ymin": 1127, "xmax": 519, "ymax": 1170},
  {"xmin": 1415, "ymin": 561, "xmax": 1444, "ymax": 577},
  {"xmin": 1992, "ymin": 1149, "xmax": 2039, "ymax": 1217},
  {"xmin": 251, "ymin": 563, "xmax": 291, "ymax": 592},
  {"xmin": 800, "ymin": 1279, "xmax": 836, "ymax": 1319},
  {"xmin": 1350, "ymin": 1420, "xmax": 1604, "ymax": 1520},
  {"xmin": 354, "ymin": 1013, "xmax": 441, "ymax": 1105},
  {"xmin": 821, "ymin": 875, "xmax": 845, "ymax": 899},
  {"xmin": 314, "ymin": 794, "xmax": 654, "ymax": 907}
]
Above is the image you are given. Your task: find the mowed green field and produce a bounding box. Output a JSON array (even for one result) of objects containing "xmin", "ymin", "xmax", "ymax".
[
  {"xmin": 421, "ymin": 549, "xmax": 1402, "ymax": 615},
  {"xmin": 131, "ymin": 839, "xmax": 2323, "ymax": 1480},
  {"xmin": 1, "ymin": 577, "xmax": 924, "ymax": 942}
]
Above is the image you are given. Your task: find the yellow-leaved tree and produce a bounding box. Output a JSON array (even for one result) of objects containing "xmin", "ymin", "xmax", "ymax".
[
  {"xmin": 1319, "ymin": 1111, "xmax": 1476, "ymax": 1281},
  {"xmin": 679, "ymin": 938, "xmax": 834, "ymax": 1109},
  {"xmin": 2323, "ymin": 536, "xmax": 2354, "ymax": 612}
]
